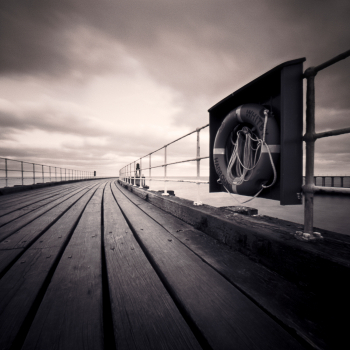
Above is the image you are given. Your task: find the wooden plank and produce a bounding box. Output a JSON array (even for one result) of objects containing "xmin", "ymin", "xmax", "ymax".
[
  {"xmin": 21, "ymin": 183, "xmax": 107, "ymax": 350},
  {"xmin": 103, "ymin": 182, "xmax": 201, "ymax": 350},
  {"xmin": 111, "ymin": 182, "xmax": 305, "ymax": 350},
  {"xmin": 0, "ymin": 182, "xmax": 87, "ymax": 220},
  {"xmin": 0, "ymin": 182, "xmax": 85, "ymax": 216},
  {"xmin": 0, "ymin": 183, "xmax": 90, "ymax": 225},
  {"xmin": 0, "ymin": 185, "xmax": 63, "ymax": 205},
  {"xmin": 0, "ymin": 183, "xmax": 99, "ymax": 277},
  {"xmin": 0, "ymin": 181, "xmax": 89, "ymax": 206},
  {"xmin": 0, "ymin": 183, "xmax": 97, "ymax": 242},
  {"xmin": 119, "ymin": 183, "xmax": 349, "ymax": 350},
  {"xmin": 0, "ymin": 184, "xmax": 99, "ymax": 350}
]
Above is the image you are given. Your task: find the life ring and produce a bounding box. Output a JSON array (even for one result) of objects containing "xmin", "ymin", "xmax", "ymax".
[{"xmin": 213, "ymin": 103, "xmax": 280, "ymax": 196}]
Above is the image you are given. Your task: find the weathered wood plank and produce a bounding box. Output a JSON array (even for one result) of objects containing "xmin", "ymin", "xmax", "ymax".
[
  {"xmin": 111, "ymin": 182, "xmax": 305, "ymax": 350},
  {"xmin": 0, "ymin": 183, "xmax": 97, "ymax": 242},
  {"xmin": 104, "ymin": 182, "xmax": 201, "ymax": 350},
  {"xmin": 0, "ymin": 184, "xmax": 99, "ymax": 350},
  {"xmin": 0, "ymin": 185, "xmax": 63, "ymax": 204},
  {"xmin": 0, "ymin": 183, "xmax": 90, "ymax": 226},
  {"xmin": 118, "ymin": 184, "xmax": 349, "ymax": 349},
  {"xmin": 0, "ymin": 182, "xmax": 85, "ymax": 216},
  {"xmin": 0, "ymin": 181, "xmax": 89, "ymax": 207},
  {"xmin": 0, "ymin": 183, "xmax": 99, "ymax": 277},
  {"xmin": 21, "ymin": 183, "xmax": 107, "ymax": 350}
]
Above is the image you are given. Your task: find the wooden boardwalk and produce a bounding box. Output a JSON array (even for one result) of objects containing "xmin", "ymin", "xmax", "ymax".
[{"xmin": 0, "ymin": 180, "xmax": 331, "ymax": 349}]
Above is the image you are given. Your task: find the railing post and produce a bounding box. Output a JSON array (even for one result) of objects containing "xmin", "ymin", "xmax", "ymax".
[
  {"xmin": 331, "ymin": 176, "xmax": 334, "ymax": 187},
  {"xmin": 341, "ymin": 176, "xmax": 344, "ymax": 187},
  {"xmin": 322, "ymin": 176, "xmax": 325, "ymax": 186},
  {"xmin": 42, "ymin": 165, "xmax": 44, "ymax": 183},
  {"xmin": 162, "ymin": 146, "xmax": 168, "ymax": 196},
  {"xmin": 149, "ymin": 154, "xmax": 152, "ymax": 188},
  {"xmin": 194, "ymin": 128, "xmax": 203, "ymax": 205},
  {"xmin": 133, "ymin": 161, "xmax": 136, "ymax": 186},
  {"xmin": 5, "ymin": 158, "xmax": 8, "ymax": 187},
  {"xmin": 21, "ymin": 161, "xmax": 24, "ymax": 186},
  {"xmin": 65, "ymin": 168, "xmax": 66, "ymax": 181},
  {"xmin": 139, "ymin": 157, "xmax": 143, "ymax": 188},
  {"xmin": 33, "ymin": 163, "xmax": 35, "ymax": 184},
  {"xmin": 303, "ymin": 69, "xmax": 316, "ymax": 234}
]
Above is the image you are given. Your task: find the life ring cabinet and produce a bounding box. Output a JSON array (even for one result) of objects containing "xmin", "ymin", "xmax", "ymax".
[{"xmin": 209, "ymin": 58, "xmax": 305, "ymax": 205}]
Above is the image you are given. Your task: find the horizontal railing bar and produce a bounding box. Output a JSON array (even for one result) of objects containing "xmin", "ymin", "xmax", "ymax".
[
  {"xmin": 129, "ymin": 178, "xmax": 210, "ymax": 184},
  {"xmin": 0, "ymin": 157, "xmax": 86, "ymax": 173},
  {"xmin": 313, "ymin": 186, "xmax": 350, "ymax": 195},
  {"xmin": 164, "ymin": 124, "xmax": 209, "ymax": 149},
  {"xmin": 141, "ymin": 156, "xmax": 210, "ymax": 170},
  {"xmin": 133, "ymin": 124, "xmax": 209, "ymax": 162},
  {"xmin": 314, "ymin": 127, "xmax": 350, "ymax": 140},
  {"xmin": 304, "ymin": 49, "xmax": 350, "ymax": 77}
]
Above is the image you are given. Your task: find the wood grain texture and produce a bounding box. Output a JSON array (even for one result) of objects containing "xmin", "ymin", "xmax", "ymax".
[
  {"xmin": 117, "ymin": 183, "xmax": 326, "ymax": 348},
  {"xmin": 104, "ymin": 183, "xmax": 201, "ymax": 350},
  {"xmin": 0, "ymin": 183, "xmax": 97, "ymax": 242},
  {"xmin": 119, "ymin": 181, "xmax": 350, "ymax": 295},
  {"xmin": 112, "ymin": 182, "xmax": 305, "ymax": 350},
  {"xmin": 0, "ymin": 182, "xmax": 88, "ymax": 206},
  {"xmin": 21, "ymin": 183, "xmax": 106, "ymax": 350},
  {"xmin": 0, "ymin": 186, "xmax": 98, "ymax": 350},
  {"xmin": 0, "ymin": 184, "xmax": 99, "ymax": 276},
  {"xmin": 0, "ymin": 183, "xmax": 90, "ymax": 226},
  {"xmin": 0, "ymin": 182, "xmax": 84, "ymax": 216}
]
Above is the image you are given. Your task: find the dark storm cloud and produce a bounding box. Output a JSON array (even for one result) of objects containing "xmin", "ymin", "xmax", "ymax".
[
  {"xmin": 0, "ymin": 1, "xmax": 130, "ymax": 78},
  {"xmin": 2, "ymin": 0, "xmax": 349, "ymax": 94},
  {"xmin": 1, "ymin": 0, "xmax": 349, "ymax": 169}
]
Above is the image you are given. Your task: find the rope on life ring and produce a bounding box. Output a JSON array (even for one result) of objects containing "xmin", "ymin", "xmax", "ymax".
[{"xmin": 213, "ymin": 103, "xmax": 280, "ymax": 200}]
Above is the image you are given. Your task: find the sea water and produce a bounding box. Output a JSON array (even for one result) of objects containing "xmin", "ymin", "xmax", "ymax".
[{"xmin": 146, "ymin": 177, "xmax": 350, "ymax": 236}]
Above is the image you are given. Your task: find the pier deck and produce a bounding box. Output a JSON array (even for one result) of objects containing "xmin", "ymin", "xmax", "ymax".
[{"xmin": 0, "ymin": 180, "xmax": 346, "ymax": 350}]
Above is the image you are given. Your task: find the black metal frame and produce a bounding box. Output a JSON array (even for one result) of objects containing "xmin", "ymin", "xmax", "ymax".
[{"xmin": 208, "ymin": 58, "xmax": 305, "ymax": 205}]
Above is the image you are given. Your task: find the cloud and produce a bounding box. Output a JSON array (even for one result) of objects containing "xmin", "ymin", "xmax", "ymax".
[
  {"xmin": 0, "ymin": 0, "xmax": 349, "ymax": 175},
  {"xmin": 0, "ymin": 98, "xmax": 107, "ymax": 137}
]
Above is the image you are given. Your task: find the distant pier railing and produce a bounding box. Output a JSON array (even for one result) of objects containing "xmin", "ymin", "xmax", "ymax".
[{"xmin": 0, "ymin": 157, "xmax": 94, "ymax": 188}]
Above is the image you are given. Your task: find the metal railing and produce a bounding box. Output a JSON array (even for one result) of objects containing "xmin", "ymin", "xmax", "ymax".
[
  {"xmin": 304, "ymin": 176, "xmax": 350, "ymax": 188},
  {"xmin": 0, "ymin": 157, "xmax": 94, "ymax": 188},
  {"xmin": 303, "ymin": 49, "xmax": 350, "ymax": 234},
  {"xmin": 120, "ymin": 49, "xmax": 350, "ymax": 234},
  {"xmin": 119, "ymin": 124, "xmax": 209, "ymax": 205}
]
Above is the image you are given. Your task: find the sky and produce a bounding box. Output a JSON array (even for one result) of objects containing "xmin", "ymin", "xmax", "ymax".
[{"xmin": 0, "ymin": 0, "xmax": 350, "ymax": 178}]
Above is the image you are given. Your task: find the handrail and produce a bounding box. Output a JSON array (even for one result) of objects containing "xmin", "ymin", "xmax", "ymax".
[
  {"xmin": 0, "ymin": 157, "xmax": 94, "ymax": 188},
  {"xmin": 119, "ymin": 124, "xmax": 209, "ymax": 205},
  {"xmin": 303, "ymin": 49, "xmax": 350, "ymax": 234}
]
